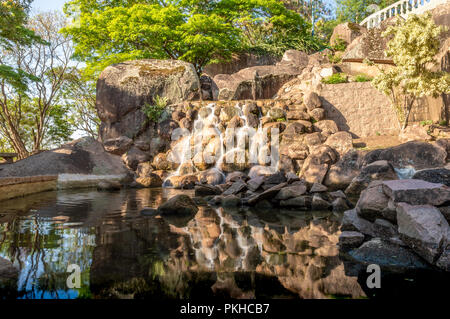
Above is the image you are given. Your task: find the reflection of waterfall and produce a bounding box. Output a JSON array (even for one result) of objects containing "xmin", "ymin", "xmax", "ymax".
[{"xmin": 163, "ymin": 102, "xmax": 275, "ymax": 186}]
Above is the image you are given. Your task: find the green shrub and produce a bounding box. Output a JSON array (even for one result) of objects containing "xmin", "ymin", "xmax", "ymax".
[
  {"xmin": 321, "ymin": 73, "xmax": 348, "ymax": 84},
  {"xmin": 420, "ymin": 120, "xmax": 433, "ymax": 126},
  {"xmin": 331, "ymin": 37, "xmax": 347, "ymax": 52},
  {"xmin": 439, "ymin": 120, "xmax": 447, "ymax": 126},
  {"xmin": 143, "ymin": 95, "xmax": 168, "ymax": 122},
  {"xmin": 354, "ymin": 74, "xmax": 373, "ymax": 82}
]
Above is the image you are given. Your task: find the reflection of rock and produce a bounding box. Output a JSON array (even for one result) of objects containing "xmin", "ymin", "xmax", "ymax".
[{"xmin": 0, "ymin": 257, "xmax": 18, "ymax": 298}]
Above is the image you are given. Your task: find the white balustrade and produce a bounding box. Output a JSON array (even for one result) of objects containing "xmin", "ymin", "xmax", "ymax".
[{"xmin": 360, "ymin": 0, "xmax": 448, "ymax": 28}]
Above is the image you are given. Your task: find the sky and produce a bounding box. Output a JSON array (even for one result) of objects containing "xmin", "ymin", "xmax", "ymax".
[{"xmin": 32, "ymin": 0, "xmax": 67, "ymax": 12}]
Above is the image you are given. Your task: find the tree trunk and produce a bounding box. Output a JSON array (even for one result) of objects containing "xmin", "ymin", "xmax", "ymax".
[
  {"xmin": 8, "ymin": 128, "xmax": 29, "ymax": 159},
  {"xmin": 402, "ymin": 97, "xmax": 415, "ymax": 130}
]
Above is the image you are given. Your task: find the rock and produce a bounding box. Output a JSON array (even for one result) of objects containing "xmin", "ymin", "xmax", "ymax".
[
  {"xmin": 286, "ymin": 110, "xmax": 310, "ymax": 120},
  {"xmin": 332, "ymin": 197, "xmax": 350, "ymax": 212},
  {"xmin": 311, "ymin": 194, "xmax": 331, "ymax": 210},
  {"xmin": 364, "ymin": 141, "xmax": 447, "ymax": 170},
  {"xmin": 198, "ymin": 168, "xmax": 224, "ymax": 185},
  {"xmin": 122, "ymin": 146, "xmax": 150, "ymax": 170},
  {"xmin": 279, "ymin": 50, "xmax": 309, "ymax": 67},
  {"xmin": 157, "ymin": 119, "xmax": 180, "ymax": 141},
  {"xmin": 341, "ymin": 209, "xmax": 375, "ymax": 237},
  {"xmin": 309, "ymin": 108, "xmax": 325, "ymax": 121},
  {"xmin": 223, "ymin": 180, "xmax": 247, "ymax": 196},
  {"xmin": 214, "ymin": 64, "xmax": 304, "ymax": 100},
  {"xmin": 382, "ymin": 179, "xmax": 450, "ymax": 206},
  {"xmin": 103, "ymin": 136, "xmax": 133, "ymax": 155},
  {"xmin": 339, "ymin": 231, "xmax": 365, "ymax": 248},
  {"xmin": 412, "ymin": 168, "xmax": 450, "ymax": 186},
  {"xmin": 279, "ymin": 196, "xmax": 311, "ymax": 209},
  {"xmin": 349, "ymin": 238, "xmax": 430, "ymax": 270},
  {"xmin": 97, "ymin": 59, "xmax": 199, "ymax": 141},
  {"xmin": 286, "ymin": 172, "xmax": 300, "ymax": 183},
  {"xmin": 310, "ymin": 183, "xmax": 328, "ymax": 193},
  {"xmin": 330, "ymin": 22, "xmax": 366, "ymax": 46},
  {"xmin": 275, "ymin": 184, "xmax": 307, "ymax": 200},
  {"xmin": 303, "ymin": 91, "xmax": 321, "ymax": 111},
  {"xmin": 287, "ymin": 143, "xmax": 309, "ymax": 160},
  {"xmin": 247, "ymin": 182, "xmax": 288, "ymax": 205},
  {"xmin": 263, "ymin": 171, "xmax": 287, "ymax": 185},
  {"xmin": 399, "ymin": 124, "xmax": 432, "ymax": 143},
  {"xmin": 222, "ymin": 195, "xmax": 241, "ymax": 207},
  {"xmin": 324, "ymin": 132, "xmax": 353, "ymax": 156},
  {"xmin": 248, "ymin": 165, "xmax": 277, "ymax": 179},
  {"xmin": 396, "ymin": 203, "xmax": 450, "ymax": 264},
  {"xmin": 152, "ymin": 153, "xmax": 172, "ymax": 170},
  {"xmin": 0, "ymin": 137, "xmax": 130, "ymax": 177},
  {"xmin": 158, "ymin": 194, "xmax": 199, "ymax": 216},
  {"xmin": 301, "ymin": 163, "xmax": 329, "ymax": 184},
  {"xmin": 194, "ymin": 184, "xmax": 221, "ymax": 196},
  {"xmin": 247, "ymin": 175, "xmax": 265, "ymax": 192},
  {"xmin": 140, "ymin": 207, "xmax": 159, "ymax": 216},
  {"xmin": 164, "ymin": 174, "xmax": 198, "ymax": 189},
  {"xmin": 136, "ymin": 174, "xmax": 163, "ymax": 188},
  {"xmin": 356, "ymin": 184, "xmax": 389, "ymax": 222},
  {"xmin": 436, "ymin": 249, "xmax": 450, "ymax": 271},
  {"xmin": 373, "ymin": 218, "xmax": 398, "ymax": 239},
  {"xmin": 226, "ymin": 171, "xmax": 247, "ymax": 183},
  {"xmin": 136, "ymin": 162, "xmax": 153, "ymax": 178},
  {"xmin": 324, "ymin": 150, "xmax": 364, "ymax": 190},
  {"xmin": 345, "ymin": 160, "xmax": 398, "ymax": 195},
  {"xmin": 268, "ymin": 108, "xmax": 286, "ymax": 120},
  {"xmin": 97, "ymin": 180, "xmax": 122, "ymax": 191},
  {"xmin": 439, "ymin": 206, "xmax": 450, "ymax": 222},
  {"xmin": 319, "ymin": 67, "xmax": 337, "ymax": 78},
  {"xmin": 313, "ymin": 120, "xmax": 339, "ymax": 138}
]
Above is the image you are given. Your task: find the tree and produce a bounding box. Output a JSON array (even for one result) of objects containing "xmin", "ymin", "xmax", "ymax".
[
  {"xmin": 60, "ymin": 69, "xmax": 100, "ymax": 139},
  {"xmin": 62, "ymin": 0, "xmax": 316, "ymax": 76},
  {"xmin": 336, "ymin": 0, "xmax": 397, "ymax": 24},
  {"xmin": 0, "ymin": 11, "xmax": 75, "ymax": 158},
  {"xmin": 372, "ymin": 13, "xmax": 450, "ymax": 130}
]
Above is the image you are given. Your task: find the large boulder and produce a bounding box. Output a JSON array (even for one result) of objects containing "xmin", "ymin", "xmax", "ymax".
[
  {"xmin": 324, "ymin": 150, "xmax": 365, "ymax": 190},
  {"xmin": 278, "ymin": 50, "xmax": 309, "ymax": 67},
  {"xmin": 356, "ymin": 183, "xmax": 390, "ymax": 222},
  {"xmin": 97, "ymin": 59, "xmax": 200, "ymax": 141},
  {"xmin": 324, "ymin": 131, "xmax": 353, "ymax": 156},
  {"xmin": 412, "ymin": 168, "xmax": 450, "ymax": 186},
  {"xmin": 345, "ymin": 160, "xmax": 398, "ymax": 195},
  {"xmin": 382, "ymin": 179, "xmax": 450, "ymax": 206},
  {"xmin": 0, "ymin": 137, "xmax": 130, "ymax": 177},
  {"xmin": 396, "ymin": 203, "xmax": 450, "ymax": 265},
  {"xmin": 213, "ymin": 64, "xmax": 305, "ymax": 100}
]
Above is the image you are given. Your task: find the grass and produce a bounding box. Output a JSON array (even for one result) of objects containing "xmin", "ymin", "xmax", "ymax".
[
  {"xmin": 321, "ymin": 73, "xmax": 348, "ymax": 84},
  {"xmin": 354, "ymin": 74, "xmax": 373, "ymax": 82},
  {"xmin": 420, "ymin": 120, "xmax": 433, "ymax": 126},
  {"xmin": 143, "ymin": 95, "xmax": 168, "ymax": 122}
]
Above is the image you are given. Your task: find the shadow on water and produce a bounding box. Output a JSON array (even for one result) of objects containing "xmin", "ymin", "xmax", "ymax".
[{"xmin": 0, "ymin": 188, "xmax": 448, "ymax": 299}]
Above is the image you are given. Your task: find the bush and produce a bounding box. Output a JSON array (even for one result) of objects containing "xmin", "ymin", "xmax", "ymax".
[
  {"xmin": 331, "ymin": 37, "xmax": 347, "ymax": 52},
  {"xmin": 439, "ymin": 120, "xmax": 448, "ymax": 126},
  {"xmin": 143, "ymin": 95, "xmax": 168, "ymax": 122},
  {"xmin": 321, "ymin": 73, "xmax": 348, "ymax": 84},
  {"xmin": 354, "ymin": 74, "xmax": 373, "ymax": 82}
]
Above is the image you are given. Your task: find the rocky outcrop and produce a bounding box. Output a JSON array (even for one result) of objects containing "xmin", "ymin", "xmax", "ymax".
[
  {"xmin": 330, "ymin": 22, "xmax": 366, "ymax": 46},
  {"xmin": 339, "ymin": 179, "xmax": 450, "ymax": 272},
  {"xmin": 0, "ymin": 137, "xmax": 130, "ymax": 178}
]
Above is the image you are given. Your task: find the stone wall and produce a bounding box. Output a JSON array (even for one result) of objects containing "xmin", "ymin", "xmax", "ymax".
[{"xmin": 0, "ymin": 176, "xmax": 57, "ymax": 202}]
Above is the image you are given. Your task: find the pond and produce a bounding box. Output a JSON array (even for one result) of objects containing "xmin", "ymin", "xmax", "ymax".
[{"xmin": 0, "ymin": 188, "xmax": 448, "ymax": 299}]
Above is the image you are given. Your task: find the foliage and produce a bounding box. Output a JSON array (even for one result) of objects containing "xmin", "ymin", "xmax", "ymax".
[
  {"xmin": 0, "ymin": 11, "xmax": 75, "ymax": 158},
  {"xmin": 331, "ymin": 37, "xmax": 347, "ymax": 52},
  {"xmin": 354, "ymin": 74, "xmax": 372, "ymax": 82},
  {"xmin": 62, "ymin": 0, "xmax": 319, "ymax": 75},
  {"xmin": 372, "ymin": 14, "xmax": 450, "ymax": 129},
  {"xmin": 420, "ymin": 120, "xmax": 433, "ymax": 126},
  {"xmin": 321, "ymin": 73, "xmax": 348, "ymax": 84},
  {"xmin": 143, "ymin": 95, "xmax": 168, "ymax": 122},
  {"xmin": 336, "ymin": 0, "xmax": 398, "ymax": 24}
]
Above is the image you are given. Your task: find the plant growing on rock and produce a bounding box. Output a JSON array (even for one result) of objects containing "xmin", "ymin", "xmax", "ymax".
[
  {"xmin": 372, "ymin": 13, "xmax": 450, "ymax": 130},
  {"xmin": 143, "ymin": 95, "xmax": 168, "ymax": 123}
]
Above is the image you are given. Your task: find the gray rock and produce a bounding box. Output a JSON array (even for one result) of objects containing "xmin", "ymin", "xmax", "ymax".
[
  {"xmin": 332, "ymin": 197, "xmax": 351, "ymax": 212},
  {"xmin": 103, "ymin": 136, "xmax": 133, "ymax": 155},
  {"xmin": 412, "ymin": 168, "xmax": 450, "ymax": 186},
  {"xmin": 222, "ymin": 179, "xmax": 247, "ymax": 196},
  {"xmin": 158, "ymin": 194, "xmax": 199, "ymax": 216},
  {"xmin": 396, "ymin": 202, "xmax": 450, "ymax": 264},
  {"xmin": 274, "ymin": 184, "xmax": 307, "ymax": 200},
  {"xmin": 382, "ymin": 179, "xmax": 450, "ymax": 206},
  {"xmin": 438, "ymin": 206, "xmax": 450, "ymax": 222},
  {"xmin": 341, "ymin": 209, "xmax": 375, "ymax": 237},
  {"xmin": 349, "ymin": 238, "xmax": 430, "ymax": 270},
  {"xmin": 311, "ymin": 194, "xmax": 331, "ymax": 210},
  {"xmin": 247, "ymin": 175, "xmax": 265, "ymax": 192},
  {"xmin": 247, "ymin": 182, "xmax": 287, "ymax": 205},
  {"xmin": 226, "ymin": 171, "xmax": 247, "ymax": 183},
  {"xmin": 279, "ymin": 195, "xmax": 311, "ymax": 209},
  {"xmin": 339, "ymin": 231, "xmax": 365, "ymax": 248},
  {"xmin": 356, "ymin": 184, "xmax": 389, "ymax": 222},
  {"xmin": 222, "ymin": 195, "xmax": 241, "ymax": 207},
  {"xmin": 436, "ymin": 249, "xmax": 450, "ymax": 271},
  {"xmin": 194, "ymin": 184, "xmax": 221, "ymax": 196},
  {"xmin": 374, "ymin": 218, "xmax": 398, "ymax": 239},
  {"xmin": 310, "ymin": 183, "xmax": 328, "ymax": 193},
  {"xmin": 263, "ymin": 171, "xmax": 287, "ymax": 185}
]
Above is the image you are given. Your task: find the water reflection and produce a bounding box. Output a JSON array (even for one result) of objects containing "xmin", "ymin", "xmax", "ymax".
[{"xmin": 0, "ymin": 188, "xmax": 440, "ymax": 299}]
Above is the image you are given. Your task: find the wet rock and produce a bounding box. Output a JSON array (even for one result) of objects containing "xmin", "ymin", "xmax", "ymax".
[
  {"xmin": 97, "ymin": 180, "xmax": 122, "ymax": 191},
  {"xmin": 339, "ymin": 231, "xmax": 365, "ymax": 248},
  {"xmin": 311, "ymin": 194, "xmax": 331, "ymax": 210},
  {"xmin": 248, "ymin": 183, "xmax": 288, "ymax": 205},
  {"xmin": 103, "ymin": 136, "xmax": 133, "ymax": 155},
  {"xmin": 226, "ymin": 171, "xmax": 247, "ymax": 183},
  {"xmin": 345, "ymin": 160, "xmax": 398, "ymax": 195},
  {"xmin": 222, "ymin": 195, "xmax": 241, "ymax": 207},
  {"xmin": 412, "ymin": 168, "xmax": 450, "ymax": 186},
  {"xmin": 135, "ymin": 174, "xmax": 163, "ymax": 188},
  {"xmin": 396, "ymin": 203, "xmax": 450, "ymax": 264},
  {"xmin": 158, "ymin": 194, "xmax": 198, "ymax": 216},
  {"xmin": 140, "ymin": 207, "xmax": 159, "ymax": 216},
  {"xmin": 280, "ymin": 195, "xmax": 311, "ymax": 209},
  {"xmin": 356, "ymin": 184, "xmax": 389, "ymax": 222},
  {"xmin": 382, "ymin": 179, "xmax": 450, "ymax": 206},
  {"xmin": 303, "ymin": 91, "xmax": 321, "ymax": 111},
  {"xmin": 275, "ymin": 184, "xmax": 307, "ymax": 200},
  {"xmin": 349, "ymin": 238, "xmax": 430, "ymax": 270},
  {"xmin": 310, "ymin": 183, "xmax": 328, "ymax": 193},
  {"xmin": 136, "ymin": 162, "xmax": 153, "ymax": 178},
  {"xmin": 194, "ymin": 184, "xmax": 221, "ymax": 196},
  {"xmin": 198, "ymin": 168, "xmax": 224, "ymax": 185},
  {"xmin": 341, "ymin": 209, "xmax": 375, "ymax": 237},
  {"xmin": 332, "ymin": 197, "xmax": 351, "ymax": 212}
]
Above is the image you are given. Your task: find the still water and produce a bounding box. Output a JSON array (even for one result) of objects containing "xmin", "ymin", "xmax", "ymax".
[{"xmin": 0, "ymin": 188, "xmax": 448, "ymax": 299}]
